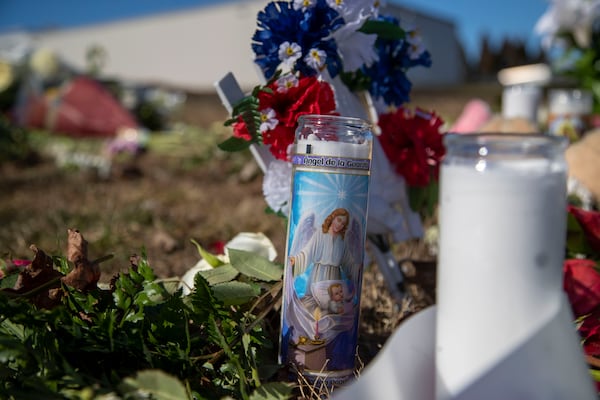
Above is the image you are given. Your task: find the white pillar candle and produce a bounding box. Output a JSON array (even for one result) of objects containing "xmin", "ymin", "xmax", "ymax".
[
  {"xmin": 435, "ymin": 133, "xmax": 592, "ymax": 398},
  {"xmin": 501, "ymin": 84, "xmax": 542, "ymax": 125}
]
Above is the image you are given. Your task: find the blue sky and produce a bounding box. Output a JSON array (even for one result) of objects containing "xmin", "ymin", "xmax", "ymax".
[{"xmin": 0, "ymin": 0, "xmax": 550, "ymax": 63}]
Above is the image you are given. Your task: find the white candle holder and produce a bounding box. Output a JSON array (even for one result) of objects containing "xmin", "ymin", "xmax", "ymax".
[{"xmin": 436, "ymin": 133, "xmax": 595, "ymax": 399}]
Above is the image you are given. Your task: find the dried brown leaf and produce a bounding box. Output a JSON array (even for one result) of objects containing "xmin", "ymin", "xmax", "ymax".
[{"xmin": 61, "ymin": 229, "xmax": 100, "ymax": 292}]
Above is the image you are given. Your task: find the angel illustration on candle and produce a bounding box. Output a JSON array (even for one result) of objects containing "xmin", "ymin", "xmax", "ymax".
[{"xmin": 283, "ymin": 207, "xmax": 364, "ymax": 370}]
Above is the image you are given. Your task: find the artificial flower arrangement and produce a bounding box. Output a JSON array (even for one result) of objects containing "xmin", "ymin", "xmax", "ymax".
[
  {"xmin": 219, "ymin": 0, "xmax": 443, "ymax": 227},
  {"xmin": 564, "ymin": 205, "xmax": 600, "ymax": 389},
  {"xmin": 535, "ymin": 0, "xmax": 600, "ymax": 113}
]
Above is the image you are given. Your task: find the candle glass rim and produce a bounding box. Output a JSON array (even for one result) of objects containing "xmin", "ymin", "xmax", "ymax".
[
  {"xmin": 296, "ymin": 114, "xmax": 372, "ymax": 143},
  {"xmin": 443, "ymin": 132, "xmax": 568, "ymax": 159},
  {"xmin": 297, "ymin": 114, "xmax": 371, "ymax": 128}
]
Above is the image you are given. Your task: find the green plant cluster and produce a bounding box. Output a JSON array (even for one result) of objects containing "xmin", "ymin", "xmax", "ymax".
[
  {"xmin": 0, "ymin": 249, "xmax": 292, "ymax": 400},
  {"xmin": 0, "ymin": 116, "xmax": 35, "ymax": 164}
]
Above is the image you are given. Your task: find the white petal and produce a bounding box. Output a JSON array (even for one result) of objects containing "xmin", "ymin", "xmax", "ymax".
[
  {"xmin": 180, "ymin": 259, "xmax": 214, "ymax": 295},
  {"xmin": 225, "ymin": 232, "xmax": 278, "ymax": 261}
]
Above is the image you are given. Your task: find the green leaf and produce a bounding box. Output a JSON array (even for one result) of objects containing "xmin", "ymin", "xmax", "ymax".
[
  {"xmin": 227, "ymin": 248, "xmax": 282, "ymax": 282},
  {"xmin": 249, "ymin": 382, "xmax": 295, "ymax": 400},
  {"xmin": 190, "ymin": 273, "xmax": 222, "ymax": 318},
  {"xmin": 218, "ymin": 136, "xmax": 253, "ymax": 152},
  {"xmin": 0, "ymin": 272, "xmax": 19, "ymax": 289},
  {"xmin": 589, "ymin": 368, "xmax": 600, "ymax": 382},
  {"xmin": 190, "ymin": 239, "xmax": 225, "ymax": 267},
  {"xmin": 199, "ymin": 263, "xmax": 239, "ymax": 285},
  {"xmin": 212, "ymin": 281, "xmax": 261, "ymax": 306},
  {"xmin": 359, "ymin": 19, "xmax": 405, "ymax": 40},
  {"xmin": 121, "ymin": 369, "xmax": 190, "ymax": 400},
  {"xmin": 566, "ymin": 211, "xmax": 593, "ymax": 256}
]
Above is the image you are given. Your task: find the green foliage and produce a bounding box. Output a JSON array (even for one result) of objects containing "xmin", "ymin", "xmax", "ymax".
[
  {"xmin": 220, "ymin": 72, "xmax": 282, "ymax": 153},
  {"xmin": 190, "ymin": 238, "xmax": 225, "ymax": 267},
  {"xmin": 408, "ymin": 180, "xmax": 439, "ymax": 220},
  {"xmin": 358, "ymin": 19, "xmax": 406, "ymax": 40},
  {"xmin": 0, "ymin": 116, "xmax": 35, "ymax": 164},
  {"xmin": 0, "ymin": 249, "xmax": 290, "ymax": 399}
]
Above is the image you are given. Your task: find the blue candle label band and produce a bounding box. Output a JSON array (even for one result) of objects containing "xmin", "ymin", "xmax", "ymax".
[
  {"xmin": 280, "ymin": 166, "xmax": 370, "ymax": 383},
  {"xmin": 292, "ymin": 154, "xmax": 371, "ymax": 172}
]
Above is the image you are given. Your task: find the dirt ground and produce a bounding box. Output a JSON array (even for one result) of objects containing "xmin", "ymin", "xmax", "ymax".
[{"xmin": 0, "ymin": 83, "xmax": 500, "ymax": 364}]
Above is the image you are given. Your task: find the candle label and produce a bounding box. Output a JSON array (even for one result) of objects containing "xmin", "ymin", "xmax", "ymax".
[
  {"xmin": 291, "ymin": 154, "xmax": 371, "ymax": 171},
  {"xmin": 280, "ymin": 151, "xmax": 370, "ymax": 385}
]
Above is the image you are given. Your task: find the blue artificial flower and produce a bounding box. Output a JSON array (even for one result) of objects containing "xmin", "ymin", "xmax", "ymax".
[
  {"xmin": 362, "ymin": 15, "xmax": 432, "ymax": 107},
  {"xmin": 252, "ymin": 0, "xmax": 345, "ymax": 79}
]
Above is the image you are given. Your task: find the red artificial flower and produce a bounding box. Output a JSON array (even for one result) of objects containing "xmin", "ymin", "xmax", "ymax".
[
  {"xmin": 578, "ymin": 311, "xmax": 600, "ymax": 357},
  {"xmin": 377, "ymin": 107, "xmax": 445, "ymax": 187},
  {"xmin": 233, "ymin": 75, "xmax": 336, "ymax": 160},
  {"xmin": 568, "ymin": 205, "xmax": 600, "ymax": 255},
  {"xmin": 563, "ymin": 258, "xmax": 600, "ymax": 318},
  {"xmin": 0, "ymin": 259, "xmax": 30, "ymax": 280}
]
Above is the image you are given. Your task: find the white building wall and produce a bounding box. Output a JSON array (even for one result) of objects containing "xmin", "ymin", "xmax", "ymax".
[{"xmin": 6, "ymin": 0, "xmax": 465, "ymax": 93}]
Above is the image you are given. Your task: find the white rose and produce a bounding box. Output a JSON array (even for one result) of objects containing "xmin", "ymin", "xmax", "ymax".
[
  {"xmin": 224, "ymin": 232, "xmax": 277, "ymax": 262},
  {"xmin": 180, "ymin": 256, "xmax": 226, "ymax": 295},
  {"xmin": 180, "ymin": 232, "xmax": 277, "ymax": 295}
]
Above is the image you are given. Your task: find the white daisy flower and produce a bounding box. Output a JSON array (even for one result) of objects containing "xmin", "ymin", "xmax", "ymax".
[
  {"xmin": 326, "ymin": 0, "xmax": 344, "ymax": 11},
  {"xmin": 276, "ymin": 74, "xmax": 299, "ymax": 93},
  {"xmin": 278, "ymin": 41, "xmax": 302, "ymax": 68},
  {"xmin": 406, "ymin": 29, "xmax": 426, "ymax": 59},
  {"xmin": 304, "ymin": 48, "xmax": 327, "ymax": 71},
  {"xmin": 259, "ymin": 108, "xmax": 278, "ymax": 133},
  {"xmin": 293, "ymin": 0, "xmax": 317, "ymax": 11}
]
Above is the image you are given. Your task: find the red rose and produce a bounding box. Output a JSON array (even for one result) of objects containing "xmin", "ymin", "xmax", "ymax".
[{"xmin": 377, "ymin": 107, "xmax": 445, "ymax": 187}]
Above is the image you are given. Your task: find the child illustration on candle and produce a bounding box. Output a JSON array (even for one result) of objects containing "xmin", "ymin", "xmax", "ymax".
[
  {"xmin": 327, "ymin": 282, "xmax": 345, "ymax": 314},
  {"xmin": 283, "ymin": 207, "xmax": 364, "ymax": 370}
]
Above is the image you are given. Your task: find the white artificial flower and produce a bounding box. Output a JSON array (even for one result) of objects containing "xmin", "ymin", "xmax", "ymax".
[
  {"xmin": 224, "ymin": 232, "xmax": 278, "ymax": 262},
  {"xmin": 293, "ymin": 0, "xmax": 316, "ymax": 11},
  {"xmin": 276, "ymin": 74, "xmax": 299, "ymax": 93},
  {"xmin": 330, "ymin": 0, "xmax": 379, "ymax": 71},
  {"xmin": 180, "ymin": 257, "xmax": 225, "ymax": 295},
  {"xmin": 29, "ymin": 47, "xmax": 61, "ymax": 80},
  {"xmin": 405, "ymin": 29, "xmax": 427, "ymax": 60},
  {"xmin": 304, "ymin": 48, "xmax": 327, "ymax": 70},
  {"xmin": 180, "ymin": 232, "xmax": 278, "ymax": 295},
  {"xmin": 259, "ymin": 107, "xmax": 279, "ymax": 133},
  {"xmin": 333, "ymin": 25, "xmax": 379, "ymax": 71},
  {"xmin": 326, "ymin": 0, "xmax": 344, "ymax": 11},
  {"xmin": 334, "ymin": 0, "xmax": 376, "ymax": 21},
  {"xmin": 278, "ymin": 41, "xmax": 302, "ymax": 68},
  {"xmin": 0, "ymin": 61, "xmax": 14, "ymax": 92},
  {"xmin": 535, "ymin": 0, "xmax": 600, "ymax": 49},
  {"xmin": 263, "ymin": 159, "xmax": 292, "ymax": 217}
]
